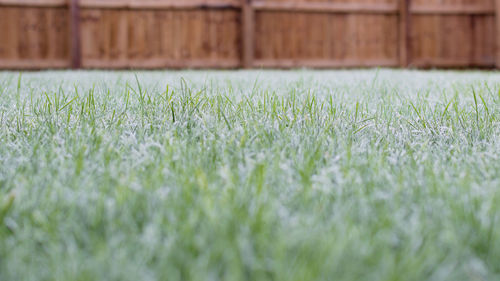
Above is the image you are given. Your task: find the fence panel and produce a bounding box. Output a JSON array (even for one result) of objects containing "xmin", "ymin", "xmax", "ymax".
[
  {"xmin": 0, "ymin": 4, "xmax": 70, "ymax": 69},
  {"xmin": 410, "ymin": 0, "xmax": 495, "ymax": 67},
  {"xmin": 252, "ymin": 0, "xmax": 400, "ymax": 68},
  {"xmin": 79, "ymin": 0, "xmax": 241, "ymax": 68}
]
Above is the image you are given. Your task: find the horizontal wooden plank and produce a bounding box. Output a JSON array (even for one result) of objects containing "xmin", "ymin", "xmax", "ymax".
[
  {"xmin": 410, "ymin": 58, "xmax": 495, "ymax": 68},
  {"xmin": 253, "ymin": 59, "xmax": 399, "ymax": 68},
  {"xmin": 0, "ymin": 59, "xmax": 70, "ymax": 69},
  {"xmin": 0, "ymin": 0, "xmax": 67, "ymax": 7},
  {"xmin": 3, "ymin": 0, "xmax": 492, "ymax": 15},
  {"xmin": 410, "ymin": 5, "xmax": 494, "ymax": 15},
  {"xmin": 0, "ymin": 0, "xmax": 241, "ymax": 9},
  {"xmin": 251, "ymin": 1, "xmax": 398, "ymax": 14},
  {"xmin": 2, "ymin": 58, "xmax": 494, "ymax": 70},
  {"xmin": 79, "ymin": 0, "xmax": 241, "ymax": 9},
  {"xmin": 129, "ymin": 0, "xmax": 241, "ymax": 9},
  {"xmin": 79, "ymin": 0, "xmax": 126, "ymax": 9},
  {"xmin": 82, "ymin": 58, "xmax": 241, "ymax": 69}
]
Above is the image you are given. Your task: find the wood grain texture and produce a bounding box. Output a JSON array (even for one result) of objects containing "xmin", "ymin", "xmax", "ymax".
[
  {"xmin": 410, "ymin": 0, "xmax": 495, "ymax": 67},
  {"xmin": 70, "ymin": 0, "xmax": 81, "ymax": 68},
  {"xmin": 0, "ymin": 7, "xmax": 70, "ymax": 68},
  {"xmin": 496, "ymin": 0, "xmax": 500, "ymax": 67},
  {"xmin": 0, "ymin": 0, "xmax": 498, "ymax": 69},
  {"xmin": 78, "ymin": 0, "xmax": 241, "ymax": 9},
  {"xmin": 0, "ymin": 0, "xmax": 66, "ymax": 7},
  {"xmin": 79, "ymin": 8, "xmax": 240, "ymax": 68},
  {"xmin": 254, "ymin": 11, "xmax": 399, "ymax": 64},
  {"xmin": 252, "ymin": 1, "xmax": 398, "ymax": 13},
  {"xmin": 399, "ymin": 0, "xmax": 410, "ymax": 67},
  {"xmin": 242, "ymin": 0, "xmax": 255, "ymax": 68}
]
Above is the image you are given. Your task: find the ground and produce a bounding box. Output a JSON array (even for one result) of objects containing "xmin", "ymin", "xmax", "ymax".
[{"xmin": 0, "ymin": 70, "xmax": 500, "ymax": 280}]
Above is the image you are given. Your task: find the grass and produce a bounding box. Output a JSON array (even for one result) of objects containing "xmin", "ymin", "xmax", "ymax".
[{"xmin": 1, "ymin": 69, "xmax": 500, "ymax": 281}]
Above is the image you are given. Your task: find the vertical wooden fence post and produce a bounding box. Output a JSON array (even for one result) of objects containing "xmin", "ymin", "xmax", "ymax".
[
  {"xmin": 70, "ymin": 0, "xmax": 81, "ymax": 69},
  {"xmin": 399, "ymin": 0, "xmax": 410, "ymax": 67},
  {"xmin": 242, "ymin": 0, "xmax": 254, "ymax": 68},
  {"xmin": 496, "ymin": 0, "xmax": 500, "ymax": 68}
]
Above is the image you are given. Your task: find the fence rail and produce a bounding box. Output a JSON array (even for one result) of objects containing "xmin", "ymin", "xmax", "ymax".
[{"xmin": 0, "ymin": 0, "xmax": 499, "ymax": 69}]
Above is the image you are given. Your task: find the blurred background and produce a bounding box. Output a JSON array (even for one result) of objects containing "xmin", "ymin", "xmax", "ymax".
[{"xmin": 0, "ymin": 0, "xmax": 497, "ymax": 70}]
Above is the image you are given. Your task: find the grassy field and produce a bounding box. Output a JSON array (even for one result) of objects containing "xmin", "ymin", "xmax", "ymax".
[{"xmin": 1, "ymin": 70, "xmax": 500, "ymax": 280}]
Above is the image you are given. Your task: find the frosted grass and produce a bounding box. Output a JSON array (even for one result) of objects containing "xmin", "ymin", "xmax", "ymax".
[{"xmin": 1, "ymin": 69, "xmax": 500, "ymax": 281}]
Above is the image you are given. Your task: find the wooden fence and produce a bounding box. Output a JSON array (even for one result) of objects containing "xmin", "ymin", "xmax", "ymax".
[{"xmin": 0, "ymin": 0, "xmax": 499, "ymax": 69}]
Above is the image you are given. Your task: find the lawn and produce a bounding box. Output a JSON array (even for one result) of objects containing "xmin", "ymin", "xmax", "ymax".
[{"xmin": 1, "ymin": 70, "xmax": 500, "ymax": 281}]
